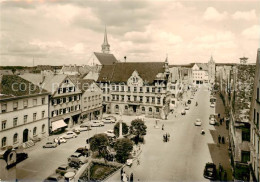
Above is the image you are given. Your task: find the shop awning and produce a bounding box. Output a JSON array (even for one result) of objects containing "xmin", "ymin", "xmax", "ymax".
[{"xmin": 51, "ymin": 120, "xmax": 67, "ymax": 131}]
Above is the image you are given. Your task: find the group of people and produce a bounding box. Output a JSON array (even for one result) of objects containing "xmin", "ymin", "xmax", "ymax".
[
  {"xmin": 218, "ymin": 135, "xmax": 225, "ymax": 144},
  {"xmin": 121, "ymin": 169, "xmax": 134, "ymax": 182}
]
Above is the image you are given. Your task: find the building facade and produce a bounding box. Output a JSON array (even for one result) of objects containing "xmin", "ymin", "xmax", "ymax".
[
  {"xmin": 192, "ymin": 63, "xmax": 209, "ymax": 84},
  {"xmin": 249, "ymin": 48, "xmax": 260, "ymax": 182},
  {"xmin": 208, "ymin": 56, "xmax": 216, "ymax": 85},
  {"xmin": 0, "ymin": 75, "xmax": 49, "ymax": 150},
  {"xmin": 98, "ymin": 61, "xmax": 170, "ymax": 119}
]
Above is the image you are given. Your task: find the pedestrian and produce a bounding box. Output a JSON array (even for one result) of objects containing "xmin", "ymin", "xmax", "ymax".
[
  {"xmin": 137, "ymin": 159, "xmax": 140, "ymax": 165},
  {"xmin": 122, "ymin": 172, "xmax": 127, "ymax": 182},
  {"xmin": 218, "ymin": 113, "xmax": 220, "ymax": 118},
  {"xmin": 218, "ymin": 163, "xmax": 223, "ymax": 178},
  {"xmin": 162, "ymin": 124, "xmax": 164, "ymax": 130},
  {"xmin": 223, "ymin": 170, "xmax": 227, "ymax": 181},
  {"xmin": 222, "ymin": 136, "xmax": 225, "ymax": 144},
  {"xmin": 218, "ymin": 135, "xmax": 221, "ymax": 144},
  {"xmin": 220, "ymin": 118, "xmax": 222, "ymax": 125},
  {"xmin": 58, "ymin": 139, "xmax": 61, "ymax": 145},
  {"xmin": 121, "ymin": 169, "xmax": 123, "ymax": 181},
  {"xmin": 165, "ymin": 134, "xmax": 168, "ymax": 142},
  {"xmin": 130, "ymin": 173, "xmax": 133, "ymax": 182}
]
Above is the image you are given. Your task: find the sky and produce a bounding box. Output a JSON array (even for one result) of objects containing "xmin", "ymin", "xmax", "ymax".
[{"xmin": 0, "ymin": 0, "xmax": 260, "ymax": 66}]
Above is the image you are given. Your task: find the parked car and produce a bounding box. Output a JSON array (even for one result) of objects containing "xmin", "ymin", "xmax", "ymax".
[
  {"xmin": 126, "ymin": 159, "xmax": 133, "ymax": 166},
  {"xmin": 62, "ymin": 131, "xmax": 77, "ymax": 139},
  {"xmin": 185, "ymin": 106, "xmax": 190, "ymax": 110},
  {"xmin": 187, "ymin": 100, "xmax": 191, "ymax": 104},
  {"xmin": 209, "ymin": 114, "xmax": 216, "ymax": 119},
  {"xmin": 75, "ymin": 147, "xmax": 90, "ymax": 157},
  {"xmin": 194, "ymin": 119, "xmax": 202, "ymax": 126},
  {"xmin": 44, "ymin": 173, "xmax": 63, "ymax": 182},
  {"xmin": 210, "ymin": 102, "xmax": 215, "ymax": 108},
  {"xmin": 16, "ymin": 152, "xmax": 28, "ymax": 163},
  {"xmin": 90, "ymin": 120, "xmax": 104, "ymax": 127},
  {"xmin": 78, "ymin": 123, "xmax": 91, "ymax": 131},
  {"xmin": 72, "ymin": 128, "xmax": 81, "ymax": 135},
  {"xmin": 104, "ymin": 130, "xmax": 116, "ymax": 138},
  {"xmin": 209, "ymin": 118, "xmax": 216, "ymax": 125},
  {"xmin": 181, "ymin": 110, "xmax": 186, "ymax": 115},
  {"xmin": 68, "ymin": 161, "xmax": 80, "ymax": 170},
  {"xmin": 55, "ymin": 164, "xmax": 76, "ymax": 176},
  {"xmin": 54, "ymin": 137, "xmax": 67, "ymax": 144},
  {"xmin": 43, "ymin": 142, "xmax": 58, "ymax": 148},
  {"xmin": 102, "ymin": 117, "xmax": 116, "ymax": 124},
  {"xmin": 68, "ymin": 152, "xmax": 88, "ymax": 164},
  {"xmin": 203, "ymin": 162, "xmax": 217, "ymax": 180}
]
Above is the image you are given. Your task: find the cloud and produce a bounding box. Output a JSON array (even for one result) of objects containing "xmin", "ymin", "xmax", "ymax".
[
  {"xmin": 232, "ymin": 10, "xmax": 257, "ymax": 21},
  {"xmin": 241, "ymin": 25, "xmax": 260, "ymax": 40},
  {"xmin": 203, "ymin": 7, "xmax": 228, "ymax": 21}
]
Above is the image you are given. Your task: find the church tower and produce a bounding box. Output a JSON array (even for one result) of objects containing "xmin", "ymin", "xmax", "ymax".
[
  {"xmin": 101, "ymin": 26, "xmax": 110, "ymax": 54},
  {"xmin": 208, "ymin": 55, "xmax": 216, "ymax": 84}
]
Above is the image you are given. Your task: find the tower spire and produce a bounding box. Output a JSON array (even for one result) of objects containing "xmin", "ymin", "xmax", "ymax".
[{"xmin": 101, "ymin": 26, "xmax": 110, "ymax": 54}]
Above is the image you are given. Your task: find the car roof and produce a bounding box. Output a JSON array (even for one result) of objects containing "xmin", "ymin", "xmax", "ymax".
[
  {"xmin": 72, "ymin": 152, "xmax": 81, "ymax": 156},
  {"xmin": 58, "ymin": 164, "xmax": 68, "ymax": 168}
]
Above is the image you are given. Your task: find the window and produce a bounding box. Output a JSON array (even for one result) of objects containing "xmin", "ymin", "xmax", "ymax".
[
  {"xmin": 2, "ymin": 137, "xmax": 7, "ymax": 147},
  {"xmin": 112, "ymin": 95, "xmax": 115, "ymax": 100},
  {"xmin": 103, "ymin": 96, "xmax": 106, "ymax": 101},
  {"xmin": 128, "ymin": 95, "xmax": 131, "ymax": 101},
  {"xmin": 116, "ymin": 86, "xmax": 119, "ymax": 91},
  {"xmin": 241, "ymin": 151, "xmax": 250, "ymax": 163},
  {"xmin": 121, "ymin": 95, "xmax": 124, "ymax": 101},
  {"xmin": 152, "ymin": 97, "xmax": 155, "ymax": 103},
  {"xmin": 157, "ymin": 98, "xmax": 161, "ymax": 104},
  {"xmin": 42, "ymin": 98, "xmax": 45, "ymax": 105},
  {"xmin": 146, "ymin": 97, "xmax": 149, "ymax": 103},
  {"xmin": 142, "ymin": 107, "xmax": 145, "ymax": 111},
  {"xmin": 128, "ymin": 87, "xmax": 130, "ymax": 92},
  {"xmin": 33, "ymin": 127, "xmax": 37, "ymax": 136},
  {"xmin": 134, "ymin": 96, "xmax": 137, "ymax": 101},
  {"xmin": 24, "ymin": 115, "xmax": 28, "ymax": 123},
  {"xmin": 13, "ymin": 133, "xmax": 18, "ymax": 144},
  {"xmin": 140, "ymin": 87, "xmax": 143, "ymax": 92},
  {"xmin": 156, "ymin": 108, "xmax": 159, "ymax": 112},
  {"xmin": 23, "ymin": 100, "xmax": 28, "ymax": 108},
  {"xmin": 254, "ymin": 109, "xmax": 256, "ymax": 123},
  {"xmin": 242, "ymin": 128, "xmax": 250, "ymax": 142},
  {"xmin": 140, "ymin": 96, "xmax": 143, "ymax": 102},
  {"xmin": 33, "ymin": 99, "xmax": 37, "ymax": 106},
  {"xmin": 13, "ymin": 117, "xmax": 18, "ymax": 127},
  {"xmin": 63, "ymin": 97, "xmax": 66, "ymax": 103},
  {"xmin": 13, "ymin": 102, "xmax": 18, "ymax": 111},
  {"xmin": 152, "ymin": 87, "xmax": 155, "ymax": 93},
  {"xmin": 146, "ymin": 87, "xmax": 149, "ymax": 93},
  {"xmin": 115, "ymin": 105, "xmax": 119, "ymax": 110},
  {"xmin": 125, "ymin": 105, "xmax": 128, "ymax": 110},
  {"xmin": 42, "ymin": 111, "xmax": 45, "ymax": 118},
  {"xmin": 158, "ymin": 88, "xmax": 161, "ymax": 93},
  {"xmin": 2, "ymin": 120, "xmax": 7, "ymax": 130},
  {"xmin": 1, "ymin": 103, "xmax": 7, "ymax": 113},
  {"xmin": 112, "ymin": 85, "xmax": 115, "ymax": 91},
  {"xmin": 33, "ymin": 113, "xmax": 37, "ymax": 121},
  {"xmin": 42, "ymin": 124, "xmax": 45, "ymax": 133},
  {"xmin": 134, "ymin": 87, "xmax": 137, "ymax": 92},
  {"xmin": 149, "ymin": 107, "xmax": 152, "ymax": 112},
  {"xmin": 257, "ymin": 112, "xmax": 259, "ymax": 128},
  {"xmin": 121, "ymin": 86, "xmax": 124, "ymax": 92}
]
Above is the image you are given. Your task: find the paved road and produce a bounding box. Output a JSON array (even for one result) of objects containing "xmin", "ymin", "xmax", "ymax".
[
  {"xmin": 108, "ymin": 85, "xmax": 216, "ymax": 181},
  {"xmin": 16, "ymin": 124, "xmax": 114, "ymax": 181}
]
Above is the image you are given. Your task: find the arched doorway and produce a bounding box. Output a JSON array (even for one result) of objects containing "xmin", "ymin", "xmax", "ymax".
[{"xmin": 23, "ymin": 129, "xmax": 29, "ymax": 142}]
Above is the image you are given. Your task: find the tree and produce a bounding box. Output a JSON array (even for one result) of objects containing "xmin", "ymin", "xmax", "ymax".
[
  {"xmin": 90, "ymin": 134, "xmax": 109, "ymax": 157},
  {"xmin": 130, "ymin": 119, "xmax": 147, "ymax": 144},
  {"xmin": 114, "ymin": 138, "xmax": 133, "ymax": 163},
  {"xmin": 114, "ymin": 122, "xmax": 129, "ymax": 137}
]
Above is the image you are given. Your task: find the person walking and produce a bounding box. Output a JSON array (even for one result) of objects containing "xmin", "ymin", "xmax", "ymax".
[
  {"xmin": 222, "ymin": 136, "xmax": 225, "ymax": 144},
  {"xmin": 162, "ymin": 124, "xmax": 164, "ymax": 130},
  {"xmin": 130, "ymin": 173, "xmax": 133, "ymax": 182},
  {"xmin": 121, "ymin": 169, "xmax": 123, "ymax": 181},
  {"xmin": 220, "ymin": 118, "xmax": 222, "ymax": 125},
  {"xmin": 58, "ymin": 139, "xmax": 61, "ymax": 145},
  {"xmin": 223, "ymin": 170, "xmax": 227, "ymax": 181},
  {"xmin": 218, "ymin": 163, "xmax": 223, "ymax": 180},
  {"xmin": 218, "ymin": 135, "xmax": 221, "ymax": 144},
  {"xmin": 122, "ymin": 172, "xmax": 127, "ymax": 182}
]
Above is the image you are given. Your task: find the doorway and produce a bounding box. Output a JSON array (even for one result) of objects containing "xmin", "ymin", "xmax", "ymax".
[{"xmin": 23, "ymin": 129, "xmax": 29, "ymax": 143}]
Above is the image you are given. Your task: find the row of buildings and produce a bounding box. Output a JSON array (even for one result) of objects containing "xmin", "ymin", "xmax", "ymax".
[
  {"xmin": 217, "ymin": 49, "xmax": 259, "ymax": 181},
  {"xmin": 0, "ymin": 29, "xmax": 218, "ymax": 153}
]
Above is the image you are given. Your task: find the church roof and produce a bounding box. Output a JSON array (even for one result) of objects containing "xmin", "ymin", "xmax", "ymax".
[
  {"xmin": 94, "ymin": 52, "xmax": 118, "ymax": 65},
  {"xmin": 97, "ymin": 62, "xmax": 165, "ymax": 84}
]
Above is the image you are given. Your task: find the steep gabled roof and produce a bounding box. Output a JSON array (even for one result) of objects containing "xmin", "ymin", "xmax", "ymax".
[
  {"xmin": 97, "ymin": 62, "xmax": 165, "ymax": 84},
  {"xmin": 94, "ymin": 52, "xmax": 118, "ymax": 65},
  {"xmin": 0, "ymin": 75, "xmax": 48, "ymax": 99}
]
